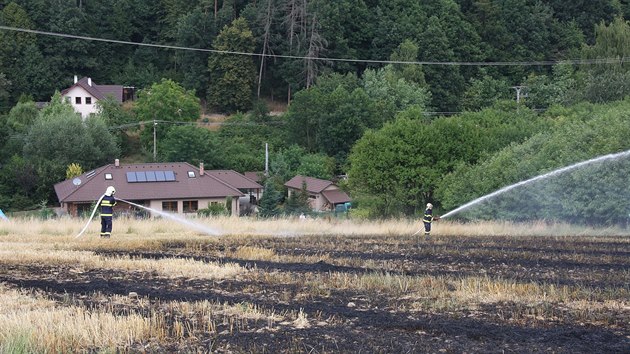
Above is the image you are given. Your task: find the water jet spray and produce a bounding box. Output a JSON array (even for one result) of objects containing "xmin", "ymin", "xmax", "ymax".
[
  {"xmin": 440, "ymin": 149, "xmax": 630, "ymax": 220},
  {"xmin": 76, "ymin": 197, "xmax": 223, "ymax": 238}
]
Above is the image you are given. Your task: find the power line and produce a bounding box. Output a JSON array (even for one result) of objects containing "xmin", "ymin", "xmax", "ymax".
[
  {"xmin": 1, "ymin": 25, "xmax": 629, "ymax": 67},
  {"xmin": 107, "ymin": 119, "xmax": 287, "ymax": 131}
]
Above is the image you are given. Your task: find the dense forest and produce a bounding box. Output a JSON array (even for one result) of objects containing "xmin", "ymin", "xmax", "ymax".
[{"xmin": 1, "ymin": 0, "xmax": 630, "ymax": 224}]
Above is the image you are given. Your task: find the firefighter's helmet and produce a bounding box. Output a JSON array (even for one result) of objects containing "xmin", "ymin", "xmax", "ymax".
[
  {"xmin": 105, "ymin": 186, "xmax": 116, "ymax": 196},
  {"xmin": 426, "ymin": 203, "xmax": 433, "ymax": 209}
]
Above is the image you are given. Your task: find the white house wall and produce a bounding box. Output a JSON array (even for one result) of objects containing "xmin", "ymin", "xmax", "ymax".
[
  {"xmin": 148, "ymin": 198, "xmax": 238, "ymax": 217},
  {"xmin": 62, "ymin": 86, "xmax": 98, "ymax": 119}
]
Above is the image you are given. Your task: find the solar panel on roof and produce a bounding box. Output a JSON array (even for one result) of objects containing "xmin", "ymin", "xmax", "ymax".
[
  {"xmin": 126, "ymin": 172, "xmax": 137, "ymax": 182},
  {"xmin": 126, "ymin": 170, "xmax": 175, "ymax": 183},
  {"xmin": 155, "ymin": 171, "xmax": 166, "ymax": 181},
  {"xmin": 146, "ymin": 171, "xmax": 156, "ymax": 182},
  {"xmin": 136, "ymin": 171, "xmax": 147, "ymax": 182}
]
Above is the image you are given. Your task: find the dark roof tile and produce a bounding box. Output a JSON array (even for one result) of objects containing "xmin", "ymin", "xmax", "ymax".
[
  {"xmin": 55, "ymin": 162, "xmax": 243, "ymax": 203},
  {"xmin": 284, "ymin": 175, "xmax": 333, "ymax": 193}
]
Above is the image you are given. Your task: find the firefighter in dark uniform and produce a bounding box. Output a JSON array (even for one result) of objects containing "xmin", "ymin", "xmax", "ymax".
[
  {"xmin": 100, "ymin": 186, "xmax": 116, "ymax": 238},
  {"xmin": 423, "ymin": 203, "xmax": 438, "ymax": 238}
]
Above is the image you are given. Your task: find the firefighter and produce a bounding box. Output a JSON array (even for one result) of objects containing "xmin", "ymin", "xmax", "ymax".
[
  {"xmin": 423, "ymin": 203, "xmax": 439, "ymax": 238},
  {"xmin": 100, "ymin": 186, "xmax": 116, "ymax": 238}
]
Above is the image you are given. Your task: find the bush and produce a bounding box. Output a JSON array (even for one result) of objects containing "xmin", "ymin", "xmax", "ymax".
[{"xmin": 198, "ymin": 204, "xmax": 228, "ymax": 217}]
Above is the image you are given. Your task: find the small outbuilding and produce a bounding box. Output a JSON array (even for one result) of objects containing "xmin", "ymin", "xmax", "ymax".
[{"xmin": 284, "ymin": 175, "xmax": 351, "ymax": 212}]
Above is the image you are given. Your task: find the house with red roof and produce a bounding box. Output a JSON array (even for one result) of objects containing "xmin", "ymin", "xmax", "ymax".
[
  {"xmin": 284, "ymin": 175, "xmax": 351, "ymax": 212},
  {"xmin": 54, "ymin": 160, "xmax": 262, "ymax": 217},
  {"xmin": 60, "ymin": 76, "xmax": 135, "ymax": 119},
  {"xmin": 205, "ymin": 170, "xmax": 264, "ymax": 214}
]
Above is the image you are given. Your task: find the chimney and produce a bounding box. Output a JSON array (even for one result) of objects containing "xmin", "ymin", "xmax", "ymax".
[
  {"xmin": 114, "ymin": 159, "xmax": 120, "ymax": 167},
  {"xmin": 74, "ymin": 75, "xmax": 78, "ymax": 84},
  {"xmin": 87, "ymin": 77, "xmax": 92, "ymax": 86},
  {"xmin": 199, "ymin": 162, "xmax": 204, "ymax": 176}
]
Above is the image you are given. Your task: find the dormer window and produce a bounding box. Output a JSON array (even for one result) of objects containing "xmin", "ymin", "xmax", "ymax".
[{"xmin": 188, "ymin": 171, "xmax": 196, "ymax": 178}]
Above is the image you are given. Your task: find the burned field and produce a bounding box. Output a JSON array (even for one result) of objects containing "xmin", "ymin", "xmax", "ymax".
[{"xmin": 1, "ymin": 227, "xmax": 629, "ymax": 353}]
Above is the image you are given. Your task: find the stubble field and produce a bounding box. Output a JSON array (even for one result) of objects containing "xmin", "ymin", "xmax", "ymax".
[{"xmin": 0, "ymin": 217, "xmax": 628, "ymax": 353}]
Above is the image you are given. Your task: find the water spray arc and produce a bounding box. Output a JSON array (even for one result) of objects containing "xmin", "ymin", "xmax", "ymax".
[
  {"xmin": 76, "ymin": 197, "xmax": 223, "ymax": 238},
  {"xmin": 118, "ymin": 198, "xmax": 223, "ymax": 236},
  {"xmin": 440, "ymin": 149, "xmax": 630, "ymax": 219}
]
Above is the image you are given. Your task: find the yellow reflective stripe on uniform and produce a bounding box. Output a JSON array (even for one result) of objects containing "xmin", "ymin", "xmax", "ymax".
[
  {"xmin": 101, "ymin": 213, "xmax": 113, "ymax": 216},
  {"xmin": 101, "ymin": 202, "xmax": 114, "ymax": 206}
]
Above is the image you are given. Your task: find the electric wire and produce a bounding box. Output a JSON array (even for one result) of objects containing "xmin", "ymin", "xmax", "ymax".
[
  {"xmin": 106, "ymin": 119, "xmax": 287, "ymax": 131},
  {"xmin": 1, "ymin": 25, "xmax": 629, "ymax": 67}
]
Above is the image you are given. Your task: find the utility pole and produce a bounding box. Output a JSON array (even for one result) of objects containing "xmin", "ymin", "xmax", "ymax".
[
  {"xmin": 265, "ymin": 143, "xmax": 269, "ymax": 177},
  {"xmin": 512, "ymin": 86, "xmax": 526, "ymax": 103},
  {"xmin": 153, "ymin": 120, "xmax": 157, "ymax": 161}
]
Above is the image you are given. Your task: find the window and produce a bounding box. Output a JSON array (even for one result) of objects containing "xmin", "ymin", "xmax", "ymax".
[
  {"xmin": 182, "ymin": 200, "xmax": 198, "ymax": 213},
  {"xmin": 188, "ymin": 171, "xmax": 196, "ymax": 178},
  {"xmin": 162, "ymin": 201, "xmax": 178, "ymax": 212},
  {"xmin": 75, "ymin": 97, "xmax": 81, "ymax": 104},
  {"xmin": 85, "ymin": 97, "xmax": 92, "ymax": 104},
  {"xmin": 105, "ymin": 173, "xmax": 113, "ymax": 180},
  {"xmin": 64, "ymin": 96, "xmax": 71, "ymax": 103}
]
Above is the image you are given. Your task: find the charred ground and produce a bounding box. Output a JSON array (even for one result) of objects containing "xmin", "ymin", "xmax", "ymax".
[{"xmin": 1, "ymin": 234, "xmax": 629, "ymax": 353}]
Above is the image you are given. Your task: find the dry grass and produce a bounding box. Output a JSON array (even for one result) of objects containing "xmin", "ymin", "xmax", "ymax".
[
  {"xmin": 0, "ymin": 243, "xmax": 244, "ymax": 280},
  {"xmin": 0, "ymin": 216, "xmax": 628, "ymax": 352},
  {"xmin": 1, "ymin": 215, "xmax": 625, "ymax": 243},
  {"xmin": 0, "ymin": 285, "xmax": 294, "ymax": 353}
]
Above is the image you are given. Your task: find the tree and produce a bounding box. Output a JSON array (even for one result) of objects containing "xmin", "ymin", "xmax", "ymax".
[
  {"xmin": 348, "ymin": 104, "xmax": 546, "ymax": 217},
  {"xmin": 7, "ymin": 98, "xmax": 38, "ymax": 132},
  {"xmin": 283, "ymin": 181, "xmax": 310, "ymax": 215},
  {"xmin": 175, "ymin": 9, "xmax": 216, "ymax": 97},
  {"xmin": 417, "ymin": 16, "xmax": 465, "ymax": 112},
  {"xmin": 436, "ymin": 99, "xmax": 630, "ymax": 225},
  {"xmin": 23, "ymin": 95, "xmax": 120, "ymax": 204},
  {"xmin": 254, "ymin": 0, "xmax": 276, "ymax": 98},
  {"xmin": 66, "ymin": 163, "xmax": 83, "ymax": 179},
  {"xmin": 389, "ymin": 39, "xmax": 425, "ymax": 86},
  {"xmin": 207, "ymin": 17, "xmax": 257, "ymax": 112},
  {"xmin": 371, "ymin": 0, "xmax": 426, "ymax": 62},
  {"xmin": 134, "ymin": 78, "xmax": 201, "ymax": 155},
  {"xmin": 462, "ymin": 71, "xmax": 511, "ymax": 111},
  {"xmin": 304, "ymin": 13, "xmax": 327, "ymax": 88},
  {"xmin": 316, "ymin": 86, "xmax": 378, "ymax": 165},
  {"xmin": 285, "ymin": 85, "xmax": 327, "ymax": 152},
  {"xmin": 522, "ymin": 63, "xmax": 583, "ymax": 109},
  {"xmin": 0, "ymin": 72, "xmax": 11, "ymax": 113},
  {"xmin": 361, "ymin": 65, "xmax": 431, "ymax": 122},
  {"xmin": 216, "ymin": 110, "xmax": 287, "ymax": 172},
  {"xmin": 314, "ymin": 0, "xmax": 373, "ymax": 76},
  {"xmin": 580, "ymin": 17, "xmax": 630, "ymax": 103},
  {"xmin": 295, "ymin": 153, "xmax": 335, "ymax": 180},
  {"xmin": 546, "ymin": 0, "xmax": 621, "ymax": 43},
  {"xmin": 258, "ymin": 178, "xmax": 283, "ymax": 217},
  {"xmin": 0, "ymin": 1, "xmax": 51, "ymax": 100},
  {"xmin": 0, "ymin": 155, "xmax": 39, "ymax": 210},
  {"xmin": 25, "ymin": 106, "xmax": 120, "ymax": 170},
  {"xmin": 160, "ymin": 125, "xmax": 224, "ymax": 168}
]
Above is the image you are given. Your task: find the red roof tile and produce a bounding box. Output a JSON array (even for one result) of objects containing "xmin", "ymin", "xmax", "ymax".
[
  {"xmin": 55, "ymin": 162, "xmax": 243, "ymax": 203},
  {"xmin": 61, "ymin": 77, "xmax": 123, "ymax": 103},
  {"xmin": 205, "ymin": 170, "xmax": 263, "ymax": 189},
  {"xmin": 321, "ymin": 189, "xmax": 351, "ymax": 204},
  {"xmin": 284, "ymin": 175, "xmax": 333, "ymax": 193}
]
